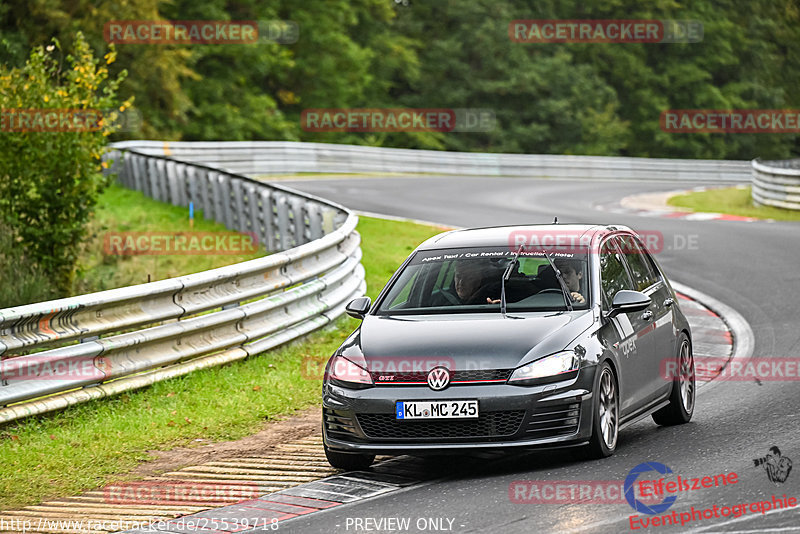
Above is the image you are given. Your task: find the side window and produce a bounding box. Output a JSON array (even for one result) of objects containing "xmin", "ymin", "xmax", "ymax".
[
  {"xmin": 388, "ymin": 269, "xmax": 419, "ymax": 309},
  {"xmin": 600, "ymin": 239, "xmax": 635, "ymax": 308},
  {"xmin": 615, "ymin": 235, "xmax": 658, "ymax": 292}
]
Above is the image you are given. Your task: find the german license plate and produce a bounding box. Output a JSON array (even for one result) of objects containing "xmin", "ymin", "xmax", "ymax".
[{"xmin": 395, "ymin": 400, "xmax": 478, "ymax": 420}]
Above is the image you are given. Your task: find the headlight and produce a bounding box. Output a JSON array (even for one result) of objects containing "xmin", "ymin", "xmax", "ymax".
[
  {"xmin": 508, "ymin": 351, "xmax": 579, "ymax": 386},
  {"xmin": 327, "ymin": 354, "xmax": 373, "ymax": 388}
]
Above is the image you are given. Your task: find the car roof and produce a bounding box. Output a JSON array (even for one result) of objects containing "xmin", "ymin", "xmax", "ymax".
[{"xmin": 416, "ymin": 223, "xmax": 634, "ymax": 250}]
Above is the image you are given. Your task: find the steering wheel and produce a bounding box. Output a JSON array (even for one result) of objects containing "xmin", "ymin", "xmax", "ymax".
[{"xmin": 538, "ymin": 288, "xmax": 563, "ymax": 295}]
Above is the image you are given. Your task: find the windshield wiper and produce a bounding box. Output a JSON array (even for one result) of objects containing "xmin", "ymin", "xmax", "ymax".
[
  {"xmin": 500, "ymin": 244, "xmax": 525, "ymax": 317},
  {"xmin": 542, "ymin": 250, "xmax": 574, "ymax": 312}
]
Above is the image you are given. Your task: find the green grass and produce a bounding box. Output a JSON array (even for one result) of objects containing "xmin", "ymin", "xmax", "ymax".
[
  {"xmin": 667, "ymin": 186, "xmax": 800, "ymax": 222},
  {"xmin": 73, "ymin": 183, "xmax": 267, "ymax": 295},
  {"xmin": 0, "ymin": 214, "xmax": 442, "ymax": 510}
]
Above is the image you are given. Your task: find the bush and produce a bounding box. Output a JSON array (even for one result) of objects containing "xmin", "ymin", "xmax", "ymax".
[{"xmin": 0, "ymin": 32, "xmax": 128, "ymax": 298}]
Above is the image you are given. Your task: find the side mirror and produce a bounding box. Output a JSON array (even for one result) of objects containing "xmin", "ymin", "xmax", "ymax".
[
  {"xmin": 607, "ymin": 290, "xmax": 651, "ymax": 318},
  {"xmin": 345, "ymin": 297, "xmax": 371, "ymax": 319}
]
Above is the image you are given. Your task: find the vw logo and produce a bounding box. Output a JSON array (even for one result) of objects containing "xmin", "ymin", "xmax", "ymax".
[{"xmin": 427, "ymin": 367, "xmax": 451, "ymax": 391}]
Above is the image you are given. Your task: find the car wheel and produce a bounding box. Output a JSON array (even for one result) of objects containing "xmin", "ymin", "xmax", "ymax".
[
  {"xmin": 586, "ymin": 362, "xmax": 619, "ymax": 458},
  {"xmin": 324, "ymin": 442, "xmax": 375, "ymax": 471},
  {"xmin": 652, "ymin": 334, "xmax": 694, "ymax": 426}
]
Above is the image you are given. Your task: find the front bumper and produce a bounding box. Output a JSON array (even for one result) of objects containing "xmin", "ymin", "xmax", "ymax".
[{"xmin": 322, "ymin": 366, "xmax": 597, "ymax": 455}]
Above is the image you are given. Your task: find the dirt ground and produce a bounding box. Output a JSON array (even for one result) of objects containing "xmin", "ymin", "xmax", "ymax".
[{"xmin": 129, "ymin": 405, "xmax": 322, "ymax": 478}]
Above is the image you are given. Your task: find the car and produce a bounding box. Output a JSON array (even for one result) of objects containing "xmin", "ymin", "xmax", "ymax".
[{"xmin": 321, "ymin": 224, "xmax": 695, "ymax": 470}]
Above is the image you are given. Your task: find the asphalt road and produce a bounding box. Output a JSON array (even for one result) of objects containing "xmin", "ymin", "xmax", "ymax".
[{"xmin": 276, "ymin": 176, "xmax": 800, "ymax": 534}]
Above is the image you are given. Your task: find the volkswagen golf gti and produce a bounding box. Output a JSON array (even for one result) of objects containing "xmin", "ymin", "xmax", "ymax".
[{"xmin": 322, "ymin": 224, "xmax": 695, "ymax": 470}]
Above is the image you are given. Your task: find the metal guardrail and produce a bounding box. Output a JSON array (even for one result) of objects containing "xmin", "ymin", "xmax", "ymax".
[
  {"xmin": 112, "ymin": 140, "xmax": 752, "ymax": 182},
  {"xmin": 751, "ymin": 158, "xmax": 800, "ymax": 210},
  {"xmin": 0, "ymin": 148, "xmax": 365, "ymax": 424}
]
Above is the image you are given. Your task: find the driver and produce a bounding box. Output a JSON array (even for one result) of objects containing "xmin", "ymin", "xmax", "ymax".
[
  {"xmin": 554, "ymin": 259, "xmax": 585, "ymax": 304},
  {"xmin": 453, "ymin": 261, "xmax": 499, "ymax": 304}
]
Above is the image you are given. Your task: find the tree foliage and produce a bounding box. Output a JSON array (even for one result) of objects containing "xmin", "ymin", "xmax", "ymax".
[
  {"xmin": 0, "ymin": 33, "xmax": 127, "ymax": 294},
  {"xmin": 2, "ymin": 0, "xmax": 800, "ymax": 159}
]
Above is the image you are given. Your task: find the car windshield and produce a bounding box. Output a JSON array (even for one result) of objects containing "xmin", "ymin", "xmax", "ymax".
[{"xmin": 375, "ymin": 246, "xmax": 590, "ymax": 315}]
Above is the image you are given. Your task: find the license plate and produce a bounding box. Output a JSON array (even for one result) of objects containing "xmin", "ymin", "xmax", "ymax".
[{"xmin": 395, "ymin": 400, "xmax": 478, "ymax": 420}]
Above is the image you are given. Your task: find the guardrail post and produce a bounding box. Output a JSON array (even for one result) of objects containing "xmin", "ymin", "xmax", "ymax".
[
  {"xmin": 274, "ymin": 193, "xmax": 291, "ymax": 251},
  {"xmin": 289, "ymin": 197, "xmax": 304, "ymax": 246},
  {"xmin": 306, "ymin": 202, "xmax": 323, "ymax": 241},
  {"xmin": 165, "ymin": 160, "xmax": 180, "ymax": 206},
  {"xmin": 133, "ymin": 155, "xmax": 146, "ymax": 194},
  {"xmin": 231, "ymin": 178, "xmax": 246, "ymax": 232},
  {"xmin": 186, "ymin": 165, "xmax": 198, "ymax": 211},
  {"xmin": 198, "ymin": 168, "xmax": 212, "ymax": 220},
  {"xmin": 256, "ymin": 188, "xmax": 275, "ymax": 251}
]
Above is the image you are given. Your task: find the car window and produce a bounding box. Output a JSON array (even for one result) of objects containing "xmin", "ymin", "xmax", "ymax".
[
  {"xmin": 375, "ymin": 246, "xmax": 590, "ymax": 314},
  {"xmin": 615, "ymin": 235, "xmax": 659, "ymax": 292},
  {"xmin": 387, "ymin": 268, "xmax": 419, "ymax": 308},
  {"xmin": 600, "ymin": 238, "xmax": 635, "ymax": 308}
]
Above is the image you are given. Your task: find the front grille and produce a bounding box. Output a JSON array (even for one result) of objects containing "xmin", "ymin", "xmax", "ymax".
[
  {"xmin": 324, "ymin": 408, "xmax": 359, "ymax": 440},
  {"xmin": 524, "ymin": 402, "xmax": 580, "ymax": 439},
  {"xmin": 371, "ymin": 369, "xmax": 513, "ymax": 385},
  {"xmin": 357, "ymin": 411, "xmax": 525, "ymax": 440}
]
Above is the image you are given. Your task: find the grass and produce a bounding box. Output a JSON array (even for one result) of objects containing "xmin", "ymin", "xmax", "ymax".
[
  {"xmin": 667, "ymin": 186, "xmax": 800, "ymax": 222},
  {"xmin": 0, "ymin": 214, "xmax": 442, "ymax": 510},
  {"xmin": 0, "ymin": 223, "xmax": 59, "ymax": 307},
  {"xmin": 0, "ymin": 183, "xmax": 268, "ymax": 308},
  {"xmin": 73, "ymin": 183, "xmax": 267, "ymax": 295}
]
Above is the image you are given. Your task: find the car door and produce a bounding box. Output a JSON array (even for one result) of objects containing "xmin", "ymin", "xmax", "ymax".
[
  {"xmin": 599, "ymin": 237, "xmax": 655, "ymax": 414},
  {"xmin": 616, "ymin": 234, "xmax": 672, "ymax": 402}
]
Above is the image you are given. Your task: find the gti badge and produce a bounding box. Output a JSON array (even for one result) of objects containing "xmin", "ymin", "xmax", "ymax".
[{"xmin": 427, "ymin": 367, "xmax": 451, "ymax": 391}]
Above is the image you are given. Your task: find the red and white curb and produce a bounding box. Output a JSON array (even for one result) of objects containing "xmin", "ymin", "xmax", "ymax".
[
  {"xmin": 671, "ymin": 281, "xmax": 755, "ymax": 394},
  {"xmin": 599, "ymin": 186, "xmax": 769, "ymax": 222},
  {"xmin": 674, "ymin": 291, "xmax": 732, "ymax": 384}
]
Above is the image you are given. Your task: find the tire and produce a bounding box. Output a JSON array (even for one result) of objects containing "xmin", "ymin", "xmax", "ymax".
[
  {"xmin": 324, "ymin": 443, "xmax": 375, "ymax": 471},
  {"xmin": 586, "ymin": 362, "xmax": 619, "ymax": 459},
  {"xmin": 652, "ymin": 334, "xmax": 695, "ymax": 426}
]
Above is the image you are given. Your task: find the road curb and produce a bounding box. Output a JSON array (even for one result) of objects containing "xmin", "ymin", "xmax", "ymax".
[
  {"xmin": 671, "ymin": 281, "xmax": 755, "ymax": 395},
  {"xmin": 601, "ymin": 185, "xmax": 769, "ymax": 222}
]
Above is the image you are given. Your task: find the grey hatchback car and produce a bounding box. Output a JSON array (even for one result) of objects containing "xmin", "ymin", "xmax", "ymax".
[{"xmin": 322, "ymin": 224, "xmax": 695, "ymax": 470}]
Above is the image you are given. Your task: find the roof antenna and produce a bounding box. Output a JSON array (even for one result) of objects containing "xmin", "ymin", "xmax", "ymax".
[{"xmin": 553, "ymin": 216, "xmax": 558, "ymax": 224}]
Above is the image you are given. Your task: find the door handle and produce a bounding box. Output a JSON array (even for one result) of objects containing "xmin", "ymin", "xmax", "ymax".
[
  {"xmin": 664, "ymin": 298, "xmax": 674, "ymax": 307},
  {"xmin": 641, "ymin": 310, "xmax": 654, "ymax": 321}
]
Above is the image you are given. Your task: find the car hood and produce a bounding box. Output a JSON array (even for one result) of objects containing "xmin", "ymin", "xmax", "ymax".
[{"xmin": 355, "ymin": 311, "xmax": 595, "ymax": 371}]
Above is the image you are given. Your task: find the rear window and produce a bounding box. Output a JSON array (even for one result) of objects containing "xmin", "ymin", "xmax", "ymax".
[{"xmin": 375, "ymin": 246, "xmax": 590, "ymax": 315}]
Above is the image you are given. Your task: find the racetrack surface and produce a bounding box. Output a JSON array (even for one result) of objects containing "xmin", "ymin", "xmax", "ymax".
[{"xmin": 273, "ymin": 176, "xmax": 800, "ymax": 533}]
